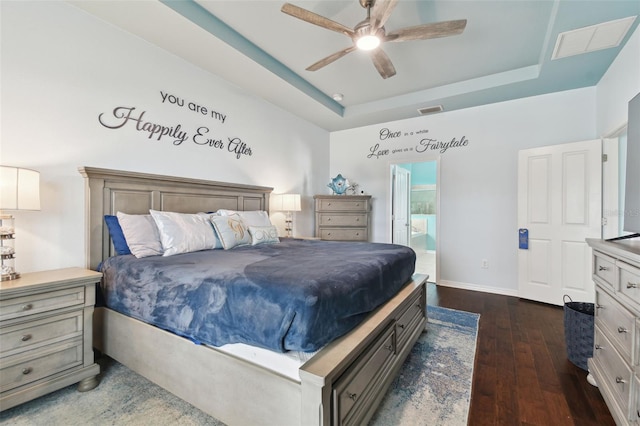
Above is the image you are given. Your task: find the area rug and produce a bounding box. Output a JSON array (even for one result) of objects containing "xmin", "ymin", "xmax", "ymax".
[{"xmin": 0, "ymin": 306, "xmax": 479, "ymax": 426}]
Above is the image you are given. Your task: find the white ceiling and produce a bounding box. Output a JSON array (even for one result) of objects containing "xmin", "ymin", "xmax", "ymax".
[{"xmin": 70, "ymin": 0, "xmax": 640, "ymax": 131}]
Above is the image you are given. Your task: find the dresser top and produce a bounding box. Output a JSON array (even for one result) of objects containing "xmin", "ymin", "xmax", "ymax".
[
  {"xmin": 587, "ymin": 238, "xmax": 640, "ymax": 267},
  {"xmin": 0, "ymin": 267, "xmax": 102, "ymax": 295},
  {"xmin": 314, "ymin": 194, "xmax": 371, "ymax": 199}
]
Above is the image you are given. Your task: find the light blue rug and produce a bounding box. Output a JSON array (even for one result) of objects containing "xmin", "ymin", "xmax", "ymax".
[{"xmin": 0, "ymin": 306, "xmax": 479, "ymax": 425}]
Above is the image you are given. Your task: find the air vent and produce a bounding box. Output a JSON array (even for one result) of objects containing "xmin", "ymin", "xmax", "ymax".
[
  {"xmin": 552, "ymin": 16, "xmax": 636, "ymax": 60},
  {"xmin": 418, "ymin": 105, "xmax": 443, "ymax": 115}
]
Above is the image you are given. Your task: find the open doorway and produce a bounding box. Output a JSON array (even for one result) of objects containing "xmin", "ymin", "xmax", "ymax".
[{"xmin": 391, "ymin": 160, "xmax": 438, "ymax": 283}]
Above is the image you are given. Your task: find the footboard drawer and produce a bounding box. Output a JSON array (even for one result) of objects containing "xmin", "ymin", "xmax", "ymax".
[
  {"xmin": 396, "ymin": 288, "xmax": 425, "ymax": 351},
  {"xmin": 333, "ymin": 324, "xmax": 396, "ymax": 425}
]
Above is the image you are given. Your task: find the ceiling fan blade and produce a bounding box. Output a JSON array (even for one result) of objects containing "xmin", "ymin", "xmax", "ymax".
[
  {"xmin": 282, "ymin": 3, "xmax": 355, "ymax": 37},
  {"xmin": 370, "ymin": 0, "xmax": 399, "ymax": 31},
  {"xmin": 370, "ymin": 48, "xmax": 396, "ymax": 79},
  {"xmin": 306, "ymin": 46, "xmax": 357, "ymax": 71},
  {"xmin": 385, "ymin": 19, "xmax": 467, "ymax": 42}
]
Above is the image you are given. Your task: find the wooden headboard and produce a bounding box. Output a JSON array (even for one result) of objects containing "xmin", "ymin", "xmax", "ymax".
[{"xmin": 79, "ymin": 167, "xmax": 273, "ymax": 270}]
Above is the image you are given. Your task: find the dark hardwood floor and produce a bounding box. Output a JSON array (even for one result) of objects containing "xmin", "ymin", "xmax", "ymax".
[{"xmin": 426, "ymin": 283, "xmax": 614, "ymax": 426}]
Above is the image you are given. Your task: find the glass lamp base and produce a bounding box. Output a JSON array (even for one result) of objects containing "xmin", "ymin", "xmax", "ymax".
[{"xmin": 1, "ymin": 271, "xmax": 20, "ymax": 281}]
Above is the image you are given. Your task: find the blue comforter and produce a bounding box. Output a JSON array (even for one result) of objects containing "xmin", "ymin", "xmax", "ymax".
[{"xmin": 99, "ymin": 239, "xmax": 416, "ymax": 352}]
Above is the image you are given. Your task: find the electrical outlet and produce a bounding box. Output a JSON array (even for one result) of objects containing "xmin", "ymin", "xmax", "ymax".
[{"xmin": 481, "ymin": 259, "xmax": 489, "ymax": 269}]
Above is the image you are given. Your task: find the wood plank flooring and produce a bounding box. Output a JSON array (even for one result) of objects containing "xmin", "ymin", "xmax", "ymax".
[{"xmin": 426, "ymin": 283, "xmax": 615, "ymax": 426}]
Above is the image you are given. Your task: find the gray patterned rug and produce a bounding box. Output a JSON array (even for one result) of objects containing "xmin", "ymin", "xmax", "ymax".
[{"xmin": 1, "ymin": 306, "xmax": 479, "ymax": 425}]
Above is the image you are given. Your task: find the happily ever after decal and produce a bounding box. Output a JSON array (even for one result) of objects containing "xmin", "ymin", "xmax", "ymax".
[
  {"xmin": 367, "ymin": 126, "xmax": 469, "ymax": 160},
  {"xmin": 98, "ymin": 90, "xmax": 253, "ymax": 160}
]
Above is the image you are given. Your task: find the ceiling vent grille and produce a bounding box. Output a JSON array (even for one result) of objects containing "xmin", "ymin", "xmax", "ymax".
[
  {"xmin": 418, "ymin": 105, "xmax": 443, "ymax": 115},
  {"xmin": 552, "ymin": 16, "xmax": 636, "ymax": 60}
]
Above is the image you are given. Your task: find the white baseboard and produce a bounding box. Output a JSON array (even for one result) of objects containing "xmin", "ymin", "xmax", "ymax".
[{"xmin": 437, "ymin": 279, "xmax": 519, "ymax": 298}]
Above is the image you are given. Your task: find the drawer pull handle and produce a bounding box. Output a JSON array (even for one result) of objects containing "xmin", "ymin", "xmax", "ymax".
[
  {"xmin": 385, "ymin": 344, "xmax": 394, "ymax": 352},
  {"xmin": 617, "ymin": 326, "xmax": 628, "ymax": 333},
  {"xmin": 615, "ymin": 377, "xmax": 626, "ymax": 384},
  {"xmin": 327, "ymin": 218, "xmax": 331, "ymax": 221},
  {"xmin": 347, "ymin": 392, "xmax": 357, "ymax": 401},
  {"xmin": 598, "ymin": 265, "xmax": 609, "ymax": 271},
  {"xmin": 627, "ymin": 282, "xmax": 638, "ymax": 289},
  {"xmin": 397, "ymin": 323, "xmax": 405, "ymax": 329},
  {"xmin": 21, "ymin": 303, "xmax": 33, "ymax": 311},
  {"xmin": 21, "ymin": 334, "xmax": 32, "ymax": 342},
  {"xmin": 595, "ymin": 344, "xmax": 602, "ymax": 350},
  {"xmin": 22, "ymin": 367, "xmax": 32, "ymax": 375},
  {"xmin": 596, "ymin": 304, "xmax": 604, "ymax": 310}
]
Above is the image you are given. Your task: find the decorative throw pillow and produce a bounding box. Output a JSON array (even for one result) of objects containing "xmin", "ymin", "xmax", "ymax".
[
  {"xmin": 116, "ymin": 212, "xmax": 164, "ymax": 258},
  {"xmin": 216, "ymin": 209, "xmax": 273, "ymax": 227},
  {"xmin": 104, "ymin": 215, "xmax": 131, "ymax": 255},
  {"xmin": 150, "ymin": 210, "xmax": 222, "ymax": 256},
  {"xmin": 248, "ymin": 225, "xmax": 280, "ymax": 246},
  {"xmin": 209, "ymin": 214, "xmax": 251, "ymax": 249}
]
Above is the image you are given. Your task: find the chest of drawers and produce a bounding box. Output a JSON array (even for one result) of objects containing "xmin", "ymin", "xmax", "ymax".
[
  {"xmin": 0, "ymin": 267, "xmax": 102, "ymax": 410},
  {"xmin": 586, "ymin": 238, "xmax": 640, "ymax": 425},
  {"xmin": 314, "ymin": 195, "xmax": 371, "ymax": 241}
]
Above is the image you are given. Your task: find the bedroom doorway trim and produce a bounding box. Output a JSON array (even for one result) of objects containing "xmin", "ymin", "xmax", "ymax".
[{"xmin": 390, "ymin": 158, "xmax": 440, "ymax": 284}]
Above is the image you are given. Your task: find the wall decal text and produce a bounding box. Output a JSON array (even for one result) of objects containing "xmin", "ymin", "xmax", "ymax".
[
  {"xmin": 367, "ymin": 127, "xmax": 470, "ymax": 160},
  {"xmin": 97, "ymin": 91, "xmax": 253, "ymax": 160}
]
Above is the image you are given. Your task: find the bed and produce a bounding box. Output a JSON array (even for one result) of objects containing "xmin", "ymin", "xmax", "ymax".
[{"xmin": 80, "ymin": 166, "xmax": 427, "ymax": 426}]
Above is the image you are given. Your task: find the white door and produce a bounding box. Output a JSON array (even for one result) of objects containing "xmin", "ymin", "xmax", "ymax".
[
  {"xmin": 517, "ymin": 139, "xmax": 602, "ymax": 305},
  {"xmin": 602, "ymin": 137, "xmax": 620, "ymax": 239},
  {"xmin": 392, "ymin": 165, "xmax": 410, "ymax": 246}
]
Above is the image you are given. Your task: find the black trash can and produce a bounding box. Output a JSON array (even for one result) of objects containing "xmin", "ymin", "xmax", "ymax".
[{"xmin": 563, "ymin": 295, "xmax": 595, "ymax": 371}]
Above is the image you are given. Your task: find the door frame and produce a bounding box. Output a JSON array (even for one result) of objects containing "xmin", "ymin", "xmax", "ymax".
[{"xmin": 389, "ymin": 157, "xmax": 441, "ymax": 284}]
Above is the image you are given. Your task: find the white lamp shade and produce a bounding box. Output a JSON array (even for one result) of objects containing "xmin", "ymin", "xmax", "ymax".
[
  {"xmin": 281, "ymin": 194, "xmax": 301, "ymax": 212},
  {"xmin": 272, "ymin": 193, "xmax": 301, "ymax": 212},
  {"xmin": 0, "ymin": 166, "xmax": 41, "ymax": 211}
]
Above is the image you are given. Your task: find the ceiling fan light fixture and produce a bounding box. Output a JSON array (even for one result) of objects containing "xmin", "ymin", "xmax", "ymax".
[{"xmin": 356, "ymin": 34, "xmax": 380, "ymax": 50}]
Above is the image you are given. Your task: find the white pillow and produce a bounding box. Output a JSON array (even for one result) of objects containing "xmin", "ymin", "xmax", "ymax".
[
  {"xmin": 210, "ymin": 214, "xmax": 251, "ymax": 249},
  {"xmin": 116, "ymin": 212, "xmax": 164, "ymax": 258},
  {"xmin": 248, "ymin": 225, "xmax": 280, "ymax": 246},
  {"xmin": 150, "ymin": 210, "xmax": 221, "ymax": 256},
  {"xmin": 217, "ymin": 209, "xmax": 272, "ymax": 227}
]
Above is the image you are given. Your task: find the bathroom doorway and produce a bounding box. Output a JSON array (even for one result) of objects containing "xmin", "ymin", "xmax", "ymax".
[{"xmin": 391, "ymin": 160, "xmax": 438, "ymax": 283}]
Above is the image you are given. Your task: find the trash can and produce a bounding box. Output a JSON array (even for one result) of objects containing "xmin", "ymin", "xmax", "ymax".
[{"xmin": 563, "ymin": 295, "xmax": 594, "ymax": 371}]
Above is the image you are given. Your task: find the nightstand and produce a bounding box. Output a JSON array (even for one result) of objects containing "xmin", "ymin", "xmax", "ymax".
[{"xmin": 0, "ymin": 267, "xmax": 102, "ymax": 410}]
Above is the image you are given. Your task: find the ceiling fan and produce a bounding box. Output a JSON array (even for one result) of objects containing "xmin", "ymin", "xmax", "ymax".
[{"xmin": 281, "ymin": 0, "xmax": 467, "ymax": 79}]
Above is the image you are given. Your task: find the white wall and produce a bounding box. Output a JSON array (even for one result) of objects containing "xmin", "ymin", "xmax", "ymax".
[
  {"xmin": 1, "ymin": 1, "xmax": 329, "ymax": 273},
  {"xmin": 596, "ymin": 25, "xmax": 640, "ymax": 136},
  {"xmin": 330, "ymin": 88, "xmax": 597, "ymax": 295}
]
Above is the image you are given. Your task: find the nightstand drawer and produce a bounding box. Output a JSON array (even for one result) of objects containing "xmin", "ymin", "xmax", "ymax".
[
  {"xmin": 1, "ymin": 311, "xmax": 83, "ymax": 357},
  {"xmin": 319, "ymin": 228, "xmax": 368, "ymax": 241},
  {"xmin": 0, "ymin": 287, "xmax": 85, "ymax": 321},
  {"xmin": 318, "ymin": 213, "xmax": 367, "ymax": 227},
  {"xmin": 317, "ymin": 198, "xmax": 369, "ymax": 212},
  {"xmin": 0, "ymin": 339, "xmax": 83, "ymax": 393},
  {"xmin": 594, "ymin": 251, "xmax": 616, "ymax": 288}
]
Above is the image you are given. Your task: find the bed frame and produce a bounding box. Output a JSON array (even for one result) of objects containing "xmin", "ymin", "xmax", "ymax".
[{"xmin": 79, "ymin": 166, "xmax": 427, "ymax": 426}]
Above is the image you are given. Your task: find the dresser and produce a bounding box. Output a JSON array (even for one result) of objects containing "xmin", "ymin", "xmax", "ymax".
[
  {"xmin": 586, "ymin": 238, "xmax": 640, "ymax": 425},
  {"xmin": 0, "ymin": 267, "xmax": 102, "ymax": 410},
  {"xmin": 314, "ymin": 195, "xmax": 371, "ymax": 241}
]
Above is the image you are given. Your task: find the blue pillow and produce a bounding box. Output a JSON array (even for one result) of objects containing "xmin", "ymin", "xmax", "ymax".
[{"xmin": 104, "ymin": 215, "xmax": 131, "ymax": 255}]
